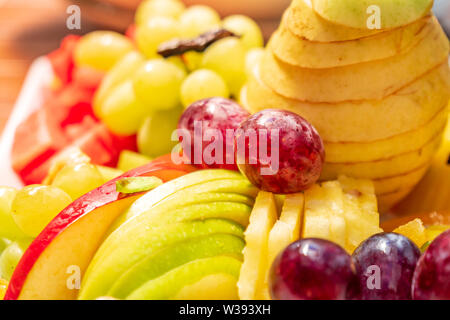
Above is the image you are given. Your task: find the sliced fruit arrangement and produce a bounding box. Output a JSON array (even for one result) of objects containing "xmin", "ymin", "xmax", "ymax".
[
  {"xmin": 244, "ymin": 0, "xmax": 450, "ymax": 210},
  {"xmin": 2, "ymin": 0, "xmax": 450, "ymax": 302}
]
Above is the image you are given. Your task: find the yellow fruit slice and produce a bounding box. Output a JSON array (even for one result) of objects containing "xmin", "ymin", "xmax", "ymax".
[
  {"xmin": 237, "ymin": 191, "xmax": 277, "ymax": 300},
  {"xmin": 271, "ymin": 13, "xmax": 429, "ymax": 69},
  {"xmin": 372, "ymin": 164, "xmax": 429, "ymax": 195},
  {"xmin": 287, "ymin": 0, "xmax": 381, "ymax": 42},
  {"xmin": 173, "ymin": 273, "xmax": 239, "ymax": 300},
  {"xmin": 263, "ymin": 193, "xmax": 304, "ymax": 299},
  {"xmin": 325, "ymin": 105, "xmax": 448, "ymax": 163},
  {"xmin": 311, "ymin": 0, "xmax": 433, "ymax": 30},
  {"xmin": 321, "ymin": 132, "xmax": 442, "ymax": 181},
  {"xmin": 378, "ymin": 186, "xmax": 416, "ymax": 212},
  {"xmin": 394, "ymin": 117, "xmax": 450, "ymax": 214},
  {"xmin": 338, "ymin": 176, "xmax": 382, "ymax": 252},
  {"xmin": 260, "ymin": 17, "xmax": 448, "ymax": 103},
  {"xmin": 303, "ymin": 182, "xmax": 347, "ymax": 249},
  {"xmin": 246, "ymin": 61, "xmax": 450, "ymax": 143},
  {"xmin": 393, "ymin": 218, "xmax": 427, "ymax": 248},
  {"xmin": 267, "ymin": 193, "xmax": 304, "ymax": 264}
]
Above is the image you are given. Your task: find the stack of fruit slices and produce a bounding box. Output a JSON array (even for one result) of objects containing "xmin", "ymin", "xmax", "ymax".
[{"xmin": 243, "ymin": 0, "xmax": 450, "ymax": 210}]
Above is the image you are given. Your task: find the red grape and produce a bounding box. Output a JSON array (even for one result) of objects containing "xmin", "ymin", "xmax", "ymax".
[
  {"xmin": 177, "ymin": 97, "xmax": 250, "ymax": 170},
  {"xmin": 412, "ymin": 229, "xmax": 450, "ymax": 300},
  {"xmin": 352, "ymin": 233, "xmax": 421, "ymax": 300},
  {"xmin": 235, "ymin": 109, "xmax": 324, "ymax": 194},
  {"xmin": 269, "ymin": 238, "xmax": 355, "ymax": 300}
]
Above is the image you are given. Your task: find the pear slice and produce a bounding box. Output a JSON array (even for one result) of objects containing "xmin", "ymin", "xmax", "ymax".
[
  {"xmin": 260, "ymin": 17, "xmax": 448, "ymax": 103},
  {"xmin": 246, "ymin": 61, "xmax": 450, "ymax": 143},
  {"xmin": 311, "ymin": 0, "xmax": 433, "ymax": 30},
  {"xmin": 126, "ymin": 256, "xmax": 242, "ymax": 300},
  {"xmin": 79, "ymin": 219, "xmax": 244, "ymax": 300},
  {"xmin": 271, "ymin": 12, "xmax": 429, "ymax": 69},
  {"xmin": 287, "ymin": 0, "xmax": 381, "ymax": 42},
  {"xmin": 238, "ymin": 191, "xmax": 278, "ymax": 300},
  {"xmin": 321, "ymin": 131, "xmax": 443, "ymax": 181},
  {"xmin": 108, "ymin": 234, "xmax": 244, "ymax": 299}
]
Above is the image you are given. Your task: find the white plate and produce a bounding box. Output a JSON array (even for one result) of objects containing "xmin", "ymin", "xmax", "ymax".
[{"xmin": 0, "ymin": 57, "xmax": 53, "ymax": 188}]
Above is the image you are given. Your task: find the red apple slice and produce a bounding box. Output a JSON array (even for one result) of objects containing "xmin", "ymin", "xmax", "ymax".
[{"xmin": 4, "ymin": 160, "xmax": 194, "ymax": 300}]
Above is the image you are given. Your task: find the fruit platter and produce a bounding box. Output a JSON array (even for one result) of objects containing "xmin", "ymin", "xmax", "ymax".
[{"xmin": 0, "ymin": 0, "xmax": 449, "ymax": 300}]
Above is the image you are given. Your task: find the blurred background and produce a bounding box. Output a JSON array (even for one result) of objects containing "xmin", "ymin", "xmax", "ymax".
[{"xmin": 0, "ymin": 0, "xmax": 448, "ymax": 132}]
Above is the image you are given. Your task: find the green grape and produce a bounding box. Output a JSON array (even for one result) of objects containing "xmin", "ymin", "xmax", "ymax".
[
  {"xmin": 117, "ymin": 151, "xmax": 153, "ymax": 172},
  {"xmin": 52, "ymin": 163, "xmax": 105, "ymax": 201},
  {"xmin": 166, "ymin": 56, "xmax": 187, "ymax": 73},
  {"xmin": 133, "ymin": 59, "xmax": 186, "ymax": 111},
  {"xmin": 137, "ymin": 105, "xmax": 183, "ymax": 157},
  {"xmin": 179, "ymin": 5, "xmax": 221, "ymax": 38},
  {"xmin": 94, "ymin": 51, "xmax": 146, "ymax": 118},
  {"xmin": 135, "ymin": 0, "xmax": 185, "ymax": 25},
  {"xmin": 180, "ymin": 69, "xmax": 229, "ymax": 108},
  {"xmin": 0, "ymin": 187, "xmax": 27, "ymax": 240},
  {"xmin": 74, "ymin": 31, "xmax": 134, "ymax": 71},
  {"xmin": 245, "ymin": 47, "xmax": 265, "ymax": 78},
  {"xmin": 11, "ymin": 185, "xmax": 72, "ymax": 238},
  {"xmin": 0, "ymin": 238, "xmax": 11, "ymax": 255},
  {"xmin": 136, "ymin": 17, "xmax": 180, "ymax": 58},
  {"xmin": 182, "ymin": 51, "xmax": 203, "ymax": 72},
  {"xmin": 223, "ymin": 15, "xmax": 264, "ymax": 50},
  {"xmin": 0, "ymin": 239, "xmax": 32, "ymax": 281},
  {"xmin": 100, "ymin": 80, "xmax": 149, "ymax": 136},
  {"xmin": 201, "ymin": 37, "xmax": 247, "ymax": 97}
]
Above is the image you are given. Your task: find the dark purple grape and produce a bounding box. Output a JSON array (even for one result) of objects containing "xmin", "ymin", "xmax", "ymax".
[
  {"xmin": 352, "ymin": 232, "xmax": 421, "ymax": 300},
  {"xmin": 235, "ymin": 109, "xmax": 324, "ymax": 194},
  {"xmin": 177, "ymin": 97, "xmax": 250, "ymax": 170},
  {"xmin": 269, "ymin": 238, "xmax": 355, "ymax": 300},
  {"xmin": 412, "ymin": 229, "xmax": 450, "ymax": 300}
]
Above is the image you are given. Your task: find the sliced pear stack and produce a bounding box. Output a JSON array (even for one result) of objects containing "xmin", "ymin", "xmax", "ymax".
[{"xmin": 244, "ymin": 0, "xmax": 450, "ymax": 210}]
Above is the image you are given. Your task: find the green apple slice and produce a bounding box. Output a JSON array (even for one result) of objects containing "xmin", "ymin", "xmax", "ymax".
[
  {"xmin": 108, "ymin": 234, "xmax": 244, "ymax": 298},
  {"xmin": 79, "ymin": 219, "xmax": 243, "ymax": 300},
  {"xmin": 120, "ymin": 169, "xmax": 254, "ymax": 221},
  {"xmin": 126, "ymin": 256, "xmax": 242, "ymax": 300},
  {"xmin": 311, "ymin": 0, "xmax": 433, "ymax": 30},
  {"xmin": 89, "ymin": 197, "xmax": 253, "ymax": 275}
]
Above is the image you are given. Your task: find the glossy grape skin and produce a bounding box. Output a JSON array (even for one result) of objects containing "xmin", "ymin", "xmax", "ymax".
[
  {"xmin": 177, "ymin": 97, "xmax": 250, "ymax": 170},
  {"xmin": 352, "ymin": 232, "xmax": 421, "ymax": 300},
  {"xmin": 270, "ymin": 238, "xmax": 355, "ymax": 300},
  {"xmin": 179, "ymin": 5, "xmax": 221, "ymax": 38},
  {"xmin": 74, "ymin": 31, "xmax": 134, "ymax": 71},
  {"xmin": 138, "ymin": 105, "xmax": 183, "ymax": 158},
  {"xmin": 52, "ymin": 163, "xmax": 105, "ymax": 200},
  {"xmin": 180, "ymin": 69, "xmax": 229, "ymax": 108},
  {"xmin": 0, "ymin": 187, "xmax": 27, "ymax": 240},
  {"xmin": 136, "ymin": 17, "xmax": 180, "ymax": 58},
  {"xmin": 412, "ymin": 229, "xmax": 450, "ymax": 300},
  {"xmin": 133, "ymin": 59, "xmax": 186, "ymax": 111},
  {"xmin": 135, "ymin": 0, "xmax": 185, "ymax": 25},
  {"xmin": 11, "ymin": 185, "xmax": 73, "ymax": 237},
  {"xmin": 235, "ymin": 109, "xmax": 325, "ymax": 194},
  {"xmin": 0, "ymin": 239, "xmax": 32, "ymax": 281},
  {"xmin": 201, "ymin": 37, "xmax": 247, "ymax": 97},
  {"xmin": 222, "ymin": 15, "xmax": 264, "ymax": 50}
]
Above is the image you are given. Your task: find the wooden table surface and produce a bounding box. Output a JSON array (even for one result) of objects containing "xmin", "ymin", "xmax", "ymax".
[{"xmin": 0, "ymin": 0, "xmax": 448, "ymax": 134}]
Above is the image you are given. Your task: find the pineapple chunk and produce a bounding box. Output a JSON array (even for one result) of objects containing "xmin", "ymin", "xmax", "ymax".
[
  {"xmin": 238, "ymin": 191, "xmax": 278, "ymax": 300},
  {"xmin": 263, "ymin": 193, "xmax": 304, "ymax": 299},
  {"xmin": 303, "ymin": 182, "xmax": 347, "ymax": 250},
  {"xmin": 393, "ymin": 218, "xmax": 427, "ymax": 247},
  {"xmin": 339, "ymin": 176, "xmax": 383, "ymax": 252},
  {"xmin": 303, "ymin": 184, "xmax": 331, "ymax": 240}
]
